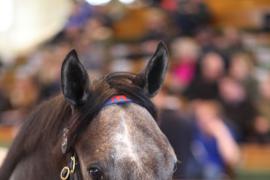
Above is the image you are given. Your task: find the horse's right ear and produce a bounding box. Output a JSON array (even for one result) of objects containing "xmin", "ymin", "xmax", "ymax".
[
  {"xmin": 141, "ymin": 42, "xmax": 169, "ymax": 97},
  {"xmin": 61, "ymin": 50, "xmax": 89, "ymax": 107}
]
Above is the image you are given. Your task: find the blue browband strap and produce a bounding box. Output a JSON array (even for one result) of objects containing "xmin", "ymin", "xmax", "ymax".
[{"xmin": 105, "ymin": 95, "xmax": 132, "ymax": 106}]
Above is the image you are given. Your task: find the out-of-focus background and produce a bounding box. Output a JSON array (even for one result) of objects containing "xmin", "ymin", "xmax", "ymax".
[{"xmin": 0, "ymin": 0, "xmax": 270, "ymax": 179}]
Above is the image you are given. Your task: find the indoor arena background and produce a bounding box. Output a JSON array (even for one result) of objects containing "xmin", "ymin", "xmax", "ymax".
[{"xmin": 0, "ymin": 0, "xmax": 270, "ymax": 179}]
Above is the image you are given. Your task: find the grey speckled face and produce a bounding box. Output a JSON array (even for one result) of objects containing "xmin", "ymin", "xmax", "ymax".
[{"xmin": 76, "ymin": 103, "xmax": 177, "ymax": 180}]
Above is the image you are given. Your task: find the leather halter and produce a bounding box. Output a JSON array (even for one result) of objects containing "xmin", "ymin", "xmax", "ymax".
[
  {"xmin": 60, "ymin": 95, "xmax": 132, "ymax": 180},
  {"xmin": 60, "ymin": 152, "xmax": 82, "ymax": 180}
]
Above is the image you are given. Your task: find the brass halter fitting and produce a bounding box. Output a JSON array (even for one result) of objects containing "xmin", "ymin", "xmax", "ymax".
[
  {"xmin": 60, "ymin": 166, "xmax": 70, "ymax": 180},
  {"xmin": 60, "ymin": 155, "xmax": 76, "ymax": 180}
]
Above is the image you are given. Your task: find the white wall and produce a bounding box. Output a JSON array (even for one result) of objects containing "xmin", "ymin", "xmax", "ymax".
[{"xmin": 0, "ymin": 0, "xmax": 72, "ymax": 61}]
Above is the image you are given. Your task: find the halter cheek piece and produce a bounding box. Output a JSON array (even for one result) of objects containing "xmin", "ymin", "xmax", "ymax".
[
  {"xmin": 60, "ymin": 128, "xmax": 83, "ymax": 180},
  {"xmin": 60, "ymin": 95, "xmax": 132, "ymax": 180},
  {"xmin": 60, "ymin": 153, "xmax": 82, "ymax": 180}
]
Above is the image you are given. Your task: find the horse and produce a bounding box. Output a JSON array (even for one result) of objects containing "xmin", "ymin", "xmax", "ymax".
[{"xmin": 0, "ymin": 42, "xmax": 177, "ymax": 180}]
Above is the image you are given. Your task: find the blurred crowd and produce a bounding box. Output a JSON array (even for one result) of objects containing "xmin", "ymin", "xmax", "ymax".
[{"xmin": 1, "ymin": 0, "xmax": 270, "ymax": 179}]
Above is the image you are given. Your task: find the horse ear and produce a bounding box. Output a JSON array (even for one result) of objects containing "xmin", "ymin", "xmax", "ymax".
[
  {"xmin": 143, "ymin": 42, "xmax": 169, "ymax": 97},
  {"xmin": 61, "ymin": 50, "xmax": 89, "ymax": 107}
]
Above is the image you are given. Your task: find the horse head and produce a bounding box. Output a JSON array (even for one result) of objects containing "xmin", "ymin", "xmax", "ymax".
[{"xmin": 60, "ymin": 42, "xmax": 177, "ymax": 180}]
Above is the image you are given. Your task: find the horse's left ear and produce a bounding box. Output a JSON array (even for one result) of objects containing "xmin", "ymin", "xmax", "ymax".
[
  {"xmin": 143, "ymin": 42, "xmax": 169, "ymax": 97},
  {"xmin": 61, "ymin": 50, "xmax": 90, "ymax": 107}
]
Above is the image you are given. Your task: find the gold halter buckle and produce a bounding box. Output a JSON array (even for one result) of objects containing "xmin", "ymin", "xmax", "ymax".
[
  {"xmin": 70, "ymin": 156, "xmax": 76, "ymax": 173},
  {"xmin": 60, "ymin": 166, "xmax": 70, "ymax": 180},
  {"xmin": 60, "ymin": 156, "xmax": 76, "ymax": 180}
]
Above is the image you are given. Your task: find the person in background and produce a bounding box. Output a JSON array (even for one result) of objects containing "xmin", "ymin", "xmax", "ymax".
[
  {"xmin": 184, "ymin": 51, "xmax": 225, "ymax": 100},
  {"xmin": 228, "ymin": 51, "xmax": 258, "ymax": 100},
  {"xmin": 153, "ymin": 88, "xmax": 193, "ymax": 179},
  {"xmin": 195, "ymin": 27, "xmax": 216, "ymax": 53},
  {"xmin": 63, "ymin": 1, "xmax": 93, "ymax": 41},
  {"xmin": 186, "ymin": 100, "xmax": 240, "ymax": 180},
  {"xmin": 75, "ymin": 17, "xmax": 112, "ymax": 75},
  {"xmin": 0, "ymin": 74, "xmax": 39, "ymax": 125},
  {"xmin": 142, "ymin": 8, "xmax": 170, "ymax": 42},
  {"xmin": 174, "ymin": 0, "xmax": 212, "ymax": 36},
  {"xmin": 222, "ymin": 27, "xmax": 245, "ymax": 55},
  {"xmin": 218, "ymin": 77, "xmax": 258, "ymax": 142},
  {"xmin": 255, "ymin": 74, "xmax": 270, "ymax": 143},
  {"xmin": 36, "ymin": 47, "xmax": 65, "ymax": 101},
  {"xmin": 170, "ymin": 37, "xmax": 200, "ymax": 91}
]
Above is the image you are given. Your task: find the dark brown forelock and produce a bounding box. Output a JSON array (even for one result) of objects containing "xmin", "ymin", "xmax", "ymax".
[{"xmin": 65, "ymin": 72, "xmax": 157, "ymax": 151}]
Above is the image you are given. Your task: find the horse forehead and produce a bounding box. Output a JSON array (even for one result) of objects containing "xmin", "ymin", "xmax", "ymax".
[
  {"xmin": 100, "ymin": 105, "xmax": 157, "ymax": 173},
  {"xmin": 99, "ymin": 104, "xmax": 170, "ymax": 155},
  {"xmin": 99, "ymin": 103, "xmax": 154, "ymax": 140},
  {"xmin": 110, "ymin": 110, "xmax": 140, "ymax": 163},
  {"xmin": 98, "ymin": 103, "xmax": 155, "ymax": 130},
  {"xmin": 98, "ymin": 104, "xmax": 157, "ymax": 151},
  {"xmin": 98, "ymin": 105, "xmax": 176, "ymax": 178}
]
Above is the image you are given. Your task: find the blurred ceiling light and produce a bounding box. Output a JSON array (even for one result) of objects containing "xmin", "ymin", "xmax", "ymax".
[
  {"xmin": 86, "ymin": 0, "xmax": 112, "ymax": 6},
  {"xmin": 119, "ymin": 0, "xmax": 135, "ymax": 4},
  {"xmin": 0, "ymin": 0, "xmax": 14, "ymax": 32}
]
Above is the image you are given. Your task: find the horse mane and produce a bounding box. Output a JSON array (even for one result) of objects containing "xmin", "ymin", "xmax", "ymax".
[
  {"xmin": 0, "ymin": 72, "xmax": 157, "ymax": 179},
  {"xmin": 0, "ymin": 95, "xmax": 72, "ymax": 179}
]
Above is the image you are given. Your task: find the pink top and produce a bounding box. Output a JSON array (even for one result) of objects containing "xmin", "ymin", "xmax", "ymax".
[{"xmin": 173, "ymin": 61, "xmax": 196, "ymax": 86}]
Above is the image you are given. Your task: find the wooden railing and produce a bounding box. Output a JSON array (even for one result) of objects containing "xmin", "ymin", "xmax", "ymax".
[
  {"xmin": 240, "ymin": 144, "xmax": 270, "ymax": 170},
  {"xmin": 205, "ymin": 0, "xmax": 270, "ymax": 28}
]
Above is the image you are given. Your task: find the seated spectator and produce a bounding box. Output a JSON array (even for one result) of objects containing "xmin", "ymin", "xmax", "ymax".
[
  {"xmin": 219, "ymin": 77, "xmax": 258, "ymax": 142},
  {"xmin": 222, "ymin": 27, "xmax": 245, "ymax": 55},
  {"xmin": 170, "ymin": 37, "xmax": 200, "ymax": 91},
  {"xmin": 153, "ymin": 89, "xmax": 193, "ymax": 179},
  {"xmin": 64, "ymin": 1, "xmax": 93, "ymax": 41},
  {"xmin": 174, "ymin": 0, "xmax": 212, "ymax": 36},
  {"xmin": 195, "ymin": 27, "xmax": 217, "ymax": 53},
  {"xmin": 228, "ymin": 51, "xmax": 258, "ymax": 100},
  {"xmin": 36, "ymin": 46, "xmax": 68, "ymax": 100},
  {"xmin": 142, "ymin": 8, "xmax": 170, "ymax": 41},
  {"xmin": 186, "ymin": 100, "xmax": 240, "ymax": 180},
  {"xmin": 255, "ymin": 74, "xmax": 270, "ymax": 143},
  {"xmin": 0, "ymin": 73, "xmax": 40, "ymax": 125},
  {"xmin": 184, "ymin": 51, "xmax": 225, "ymax": 100}
]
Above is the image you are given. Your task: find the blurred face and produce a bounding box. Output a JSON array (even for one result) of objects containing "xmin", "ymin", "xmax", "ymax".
[
  {"xmin": 195, "ymin": 102, "xmax": 217, "ymax": 124},
  {"xmin": 10, "ymin": 77, "xmax": 39, "ymax": 108},
  {"xmin": 201, "ymin": 53, "xmax": 224, "ymax": 81},
  {"xmin": 194, "ymin": 101, "xmax": 221, "ymax": 135},
  {"xmin": 146, "ymin": 9, "xmax": 166, "ymax": 31},
  {"xmin": 229, "ymin": 55, "xmax": 252, "ymax": 80},
  {"xmin": 224, "ymin": 27, "xmax": 240, "ymax": 45},
  {"xmin": 259, "ymin": 76, "xmax": 270, "ymax": 100},
  {"xmin": 171, "ymin": 38, "xmax": 199, "ymax": 61},
  {"xmin": 219, "ymin": 78, "xmax": 245, "ymax": 103}
]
